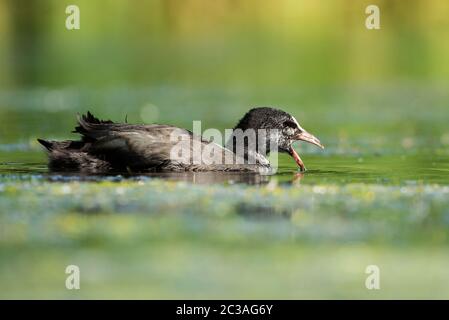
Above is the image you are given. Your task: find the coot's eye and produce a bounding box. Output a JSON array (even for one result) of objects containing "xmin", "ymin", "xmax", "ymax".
[
  {"xmin": 282, "ymin": 120, "xmax": 298, "ymax": 136},
  {"xmin": 283, "ymin": 126, "xmax": 295, "ymax": 136}
]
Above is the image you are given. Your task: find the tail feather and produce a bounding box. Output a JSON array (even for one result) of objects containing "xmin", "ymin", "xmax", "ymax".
[
  {"xmin": 37, "ymin": 138, "xmax": 54, "ymax": 151},
  {"xmin": 38, "ymin": 111, "xmax": 115, "ymax": 172},
  {"xmin": 38, "ymin": 139, "xmax": 86, "ymax": 151},
  {"xmin": 73, "ymin": 111, "xmax": 114, "ymax": 140}
]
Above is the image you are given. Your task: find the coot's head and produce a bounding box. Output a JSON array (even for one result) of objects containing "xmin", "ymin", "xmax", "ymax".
[{"xmin": 233, "ymin": 107, "xmax": 324, "ymax": 171}]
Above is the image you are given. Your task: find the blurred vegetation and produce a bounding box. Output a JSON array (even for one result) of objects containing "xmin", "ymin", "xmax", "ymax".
[{"xmin": 1, "ymin": 178, "xmax": 449, "ymax": 298}]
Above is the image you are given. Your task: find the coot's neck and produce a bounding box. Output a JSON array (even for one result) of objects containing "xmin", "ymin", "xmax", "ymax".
[{"xmin": 225, "ymin": 127, "xmax": 271, "ymax": 166}]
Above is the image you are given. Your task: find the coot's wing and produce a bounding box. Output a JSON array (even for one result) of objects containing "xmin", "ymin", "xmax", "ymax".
[
  {"xmin": 89, "ymin": 127, "xmax": 249, "ymax": 171},
  {"xmin": 75, "ymin": 111, "xmax": 250, "ymax": 171},
  {"xmin": 86, "ymin": 126, "xmax": 196, "ymax": 170}
]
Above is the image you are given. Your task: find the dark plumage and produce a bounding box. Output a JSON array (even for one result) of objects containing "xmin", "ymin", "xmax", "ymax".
[{"xmin": 38, "ymin": 107, "xmax": 323, "ymax": 173}]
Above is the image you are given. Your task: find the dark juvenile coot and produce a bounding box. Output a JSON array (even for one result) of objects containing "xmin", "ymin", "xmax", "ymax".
[{"xmin": 38, "ymin": 107, "xmax": 323, "ymax": 173}]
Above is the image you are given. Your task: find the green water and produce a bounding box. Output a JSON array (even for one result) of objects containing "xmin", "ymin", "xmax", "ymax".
[{"xmin": 0, "ymin": 86, "xmax": 449, "ymax": 298}]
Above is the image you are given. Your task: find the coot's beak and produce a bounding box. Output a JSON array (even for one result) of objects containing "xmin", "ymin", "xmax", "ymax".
[
  {"xmin": 288, "ymin": 130, "xmax": 324, "ymax": 172},
  {"xmin": 293, "ymin": 130, "xmax": 324, "ymax": 149}
]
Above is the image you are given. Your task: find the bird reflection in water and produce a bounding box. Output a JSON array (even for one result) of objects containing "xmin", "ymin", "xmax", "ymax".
[
  {"xmin": 130, "ymin": 171, "xmax": 305, "ymax": 185},
  {"xmin": 45, "ymin": 170, "xmax": 305, "ymax": 185}
]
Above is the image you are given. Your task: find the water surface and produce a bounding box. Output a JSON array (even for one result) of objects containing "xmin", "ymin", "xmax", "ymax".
[{"xmin": 1, "ymin": 86, "xmax": 449, "ymax": 298}]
